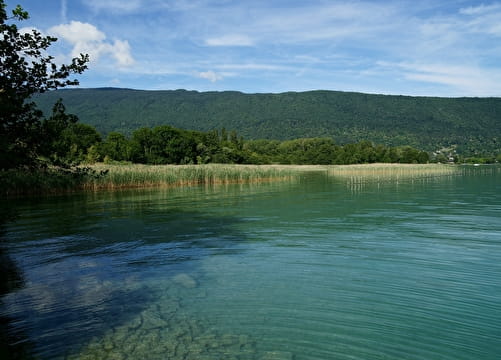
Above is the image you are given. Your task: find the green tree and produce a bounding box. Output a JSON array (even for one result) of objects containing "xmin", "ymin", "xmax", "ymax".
[
  {"xmin": 101, "ymin": 132, "xmax": 130, "ymax": 162},
  {"xmin": 130, "ymin": 127, "xmax": 153, "ymax": 163},
  {"xmin": 399, "ymin": 146, "xmax": 420, "ymax": 163},
  {"xmin": 0, "ymin": 0, "xmax": 88, "ymax": 169}
]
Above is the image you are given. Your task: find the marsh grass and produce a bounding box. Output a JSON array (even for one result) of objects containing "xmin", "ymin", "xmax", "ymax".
[
  {"xmin": 83, "ymin": 164, "xmax": 300, "ymax": 190},
  {"xmin": 327, "ymin": 163, "xmax": 459, "ymax": 183},
  {"xmin": 0, "ymin": 164, "xmax": 304, "ymax": 197},
  {"xmin": 1, "ymin": 163, "xmax": 462, "ymax": 197}
]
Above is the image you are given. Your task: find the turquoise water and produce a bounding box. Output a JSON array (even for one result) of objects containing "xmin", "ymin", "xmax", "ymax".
[{"xmin": 1, "ymin": 166, "xmax": 500, "ymax": 359}]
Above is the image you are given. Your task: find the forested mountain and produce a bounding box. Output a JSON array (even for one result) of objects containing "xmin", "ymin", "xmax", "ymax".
[{"xmin": 35, "ymin": 88, "xmax": 501, "ymax": 156}]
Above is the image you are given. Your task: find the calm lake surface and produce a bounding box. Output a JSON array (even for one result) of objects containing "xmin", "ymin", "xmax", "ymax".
[{"xmin": 1, "ymin": 166, "xmax": 500, "ymax": 360}]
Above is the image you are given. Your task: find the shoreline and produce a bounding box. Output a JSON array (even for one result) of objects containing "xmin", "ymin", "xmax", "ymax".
[{"xmin": 0, "ymin": 163, "xmax": 461, "ymax": 198}]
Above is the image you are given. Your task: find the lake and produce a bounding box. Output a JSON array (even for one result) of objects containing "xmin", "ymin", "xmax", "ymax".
[{"xmin": 1, "ymin": 166, "xmax": 500, "ymax": 360}]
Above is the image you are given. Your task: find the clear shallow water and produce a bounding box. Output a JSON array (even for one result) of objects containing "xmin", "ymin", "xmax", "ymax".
[{"xmin": 1, "ymin": 166, "xmax": 500, "ymax": 360}]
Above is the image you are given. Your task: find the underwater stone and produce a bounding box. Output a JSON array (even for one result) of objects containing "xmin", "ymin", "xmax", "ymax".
[
  {"xmin": 106, "ymin": 351, "xmax": 124, "ymax": 360},
  {"xmin": 127, "ymin": 315, "xmax": 143, "ymax": 330},
  {"xmin": 66, "ymin": 304, "xmax": 258, "ymax": 360},
  {"xmin": 112, "ymin": 326, "xmax": 129, "ymax": 343},
  {"xmin": 175, "ymin": 342, "xmax": 189, "ymax": 358},
  {"xmin": 122, "ymin": 340, "xmax": 136, "ymax": 354},
  {"xmin": 142, "ymin": 329, "xmax": 161, "ymax": 346},
  {"xmin": 187, "ymin": 319, "xmax": 202, "ymax": 336},
  {"xmin": 140, "ymin": 309, "xmax": 169, "ymax": 330},
  {"xmin": 158, "ymin": 298, "xmax": 180, "ymax": 316},
  {"xmin": 102, "ymin": 336, "xmax": 114, "ymax": 351},
  {"xmin": 260, "ymin": 351, "xmax": 294, "ymax": 360},
  {"xmin": 172, "ymin": 273, "xmax": 198, "ymax": 288},
  {"xmin": 239, "ymin": 334, "xmax": 251, "ymax": 345},
  {"xmin": 221, "ymin": 333, "xmax": 238, "ymax": 346},
  {"xmin": 163, "ymin": 337, "xmax": 178, "ymax": 353},
  {"xmin": 171, "ymin": 325, "xmax": 189, "ymax": 339},
  {"xmin": 68, "ymin": 354, "xmax": 94, "ymax": 360},
  {"xmin": 85, "ymin": 338, "xmax": 102, "ymax": 352}
]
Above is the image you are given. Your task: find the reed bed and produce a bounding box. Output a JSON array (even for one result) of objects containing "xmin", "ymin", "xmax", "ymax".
[
  {"xmin": 84, "ymin": 164, "xmax": 301, "ymax": 190},
  {"xmin": 327, "ymin": 163, "xmax": 459, "ymax": 183},
  {"xmin": 1, "ymin": 163, "xmax": 464, "ymax": 197}
]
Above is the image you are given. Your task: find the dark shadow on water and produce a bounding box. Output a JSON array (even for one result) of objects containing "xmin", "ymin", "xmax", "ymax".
[
  {"xmin": 0, "ymin": 207, "xmax": 35, "ymax": 360},
  {"xmin": 0, "ymin": 187, "xmax": 254, "ymax": 359}
]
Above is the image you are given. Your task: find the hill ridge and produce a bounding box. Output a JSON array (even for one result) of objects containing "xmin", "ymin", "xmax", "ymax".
[{"xmin": 35, "ymin": 88, "xmax": 501, "ymax": 156}]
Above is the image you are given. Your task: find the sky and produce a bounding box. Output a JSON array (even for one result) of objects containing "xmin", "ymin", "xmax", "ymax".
[{"xmin": 10, "ymin": 0, "xmax": 501, "ymax": 96}]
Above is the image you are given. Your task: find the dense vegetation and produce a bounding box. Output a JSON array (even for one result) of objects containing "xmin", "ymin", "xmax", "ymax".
[
  {"xmin": 47, "ymin": 123, "xmax": 431, "ymax": 166},
  {"xmin": 0, "ymin": 0, "xmax": 88, "ymax": 170},
  {"xmin": 35, "ymin": 88, "xmax": 501, "ymax": 157}
]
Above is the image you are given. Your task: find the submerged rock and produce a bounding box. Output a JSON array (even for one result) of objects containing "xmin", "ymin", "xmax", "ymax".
[
  {"xmin": 157, "ymin": 297, "xmax": 180, "ymax": 317},
  {"xmin": 140, "ymin": 307, "xmax": 168, "ymax": 330},
  {"xmin": 68, "ymin": 295, "xmax": 258, "ymax": 360},
  {"xmin": 260, "ymin": 351, "xmax": 294, "ymax": 360},
  {"xmin": 106, "ymin": 351, "xmax": 124, "ymax": 360},
  {"xmin": 172, "ymin": 273, "xmax": 198, "ymax": 288}
]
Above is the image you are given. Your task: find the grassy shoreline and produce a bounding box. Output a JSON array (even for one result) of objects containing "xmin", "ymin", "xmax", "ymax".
[
  {"xmin": 0, "ymin": 164, "xmax": 301, "ymax": 197},
  {"xmin": 83, "ymin": 164, "xmax": 301, "ymax": 190},
  {"xmin": 0, "ymin": 163, "xmax": 460, "ymax": 197}
]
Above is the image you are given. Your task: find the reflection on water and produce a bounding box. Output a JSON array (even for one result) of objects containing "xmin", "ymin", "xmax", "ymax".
[{"xmin": 1, "ymin": 167, "xmax": 501, "ymax": 360}]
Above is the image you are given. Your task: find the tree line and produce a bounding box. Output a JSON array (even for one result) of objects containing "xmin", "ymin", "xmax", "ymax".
[{"xmin": 50, "ymin": 121, "xmax": 432, "ymax": 165}]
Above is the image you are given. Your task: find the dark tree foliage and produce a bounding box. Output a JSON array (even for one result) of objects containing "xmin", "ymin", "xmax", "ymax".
[
  {"xmin": 50, "ymin": 121, "xmax": 102, "ymax": 163},
  {"xmin": 101, "ymin": 132, "xmax": 130, "ymax": 162},
  {"xmin": 0, "ymin": 0, "xmax": 88, "ymax": 169},
  {"xmin": 97, "ymin": 124, "xmax": 430, "ymax": 165}
]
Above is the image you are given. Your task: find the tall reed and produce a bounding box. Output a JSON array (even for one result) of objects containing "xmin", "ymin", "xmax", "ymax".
[
  {"xmin": 327, "ymin": 163, "xmax": 459, "ymax": 183},
  {"xmin": 83, "ymin": 164, "xmax": 300, "ymax": 191}
]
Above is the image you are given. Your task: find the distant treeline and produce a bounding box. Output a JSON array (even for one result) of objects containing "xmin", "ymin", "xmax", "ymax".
[
  {"xmin": 36, "ymin": 88, "xmax": 501, "ymax": 157},
  {"xmin": 53, "ymin": 123, "xmax": 434, "ymax": 165}
]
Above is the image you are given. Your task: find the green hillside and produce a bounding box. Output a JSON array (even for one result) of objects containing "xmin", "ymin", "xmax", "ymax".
[{"xmin": 35, "ymin": 88, "xmax": 501, "ymax": 156}]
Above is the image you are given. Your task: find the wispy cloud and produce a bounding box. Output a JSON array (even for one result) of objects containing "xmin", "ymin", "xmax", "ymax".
[
  {"xmin": 205, "ymin": 34, "xmax": 254, "ymax": 47},
  {"xmin": 84, "ymin": 0, "xmax": 143, "ymax": 13},
  {"xmin": 60, "ymin": 0, "xmax": 67, "ymax": 23},
  {"xmin": 383, "ymin": 62, "xmax": 501, "ymax": 96},
  {"xmin": 459, "ymin": 3, "xmax": 501, "ymax": 15}
]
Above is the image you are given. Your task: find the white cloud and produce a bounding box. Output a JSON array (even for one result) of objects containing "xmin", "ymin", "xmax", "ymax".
[
  {"xmin": 49, "ymin": 21, "xmax": 134, "ymax": 67},
  {"xmin": 198, "ymin": 70, "xmax": 223, "ymax": 82},
  {"xmin": 50, "ymin": 21, "xmax": 105, "ymax": 44},
  {"xmin": 205, "ymin": 34, "xmax": 254, "ymax": 47},
  {"xmin": 19, "ymin": 26, "xmax": 42, "ymax": 35},
  {"xmin": 110, "ymin": 39, "xmax": 135, "ymax": 66}
]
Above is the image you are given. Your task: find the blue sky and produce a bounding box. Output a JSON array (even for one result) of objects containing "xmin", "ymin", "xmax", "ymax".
[{"xmin": 11, "ymin": 0, "xmax": 501, "ymax": 96}]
